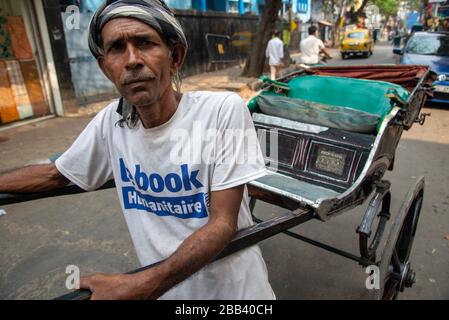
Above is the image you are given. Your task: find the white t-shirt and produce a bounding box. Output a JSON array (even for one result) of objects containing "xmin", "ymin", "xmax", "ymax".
[
  {"xmin": 55, "ymin": 91, "xmax": 275, "ymax": 300},
  {"xmin": 299, "ymin": 35, "xmax": 325, "ymax": 65},
  {"xmin": 265, "ymin": 37, "xmax": 284, "ymax": 66}
]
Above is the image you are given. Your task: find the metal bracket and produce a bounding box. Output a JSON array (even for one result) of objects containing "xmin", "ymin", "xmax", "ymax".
[
  {"xmin": 356, "ymin": 180, "xmax": 391, "ymax": 265},
  {"xmin": 390, "ymin": 109, "xmax": 407, "ymax": 126},
  {"xmin": 415, "ymin": 113, "xmax": 431, "ymax": 126}
]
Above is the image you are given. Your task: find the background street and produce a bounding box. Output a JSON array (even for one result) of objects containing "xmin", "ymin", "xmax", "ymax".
[{"xmin": 0, "ymin": 42, "xmax": 448, "ymax": 299}]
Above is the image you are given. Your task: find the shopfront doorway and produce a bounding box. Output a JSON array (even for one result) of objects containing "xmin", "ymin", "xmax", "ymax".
[{"xmin": 0, "ymin": 0, "xmax": 52, "ymax": 126}]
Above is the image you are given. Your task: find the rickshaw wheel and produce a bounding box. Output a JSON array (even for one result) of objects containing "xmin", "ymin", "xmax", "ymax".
[{"xmin": 373, "ymin": 177, "xmax": 425, "ymax": 300}]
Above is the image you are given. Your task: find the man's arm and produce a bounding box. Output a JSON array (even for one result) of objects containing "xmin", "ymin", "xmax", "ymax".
[
  {"xmin": 0, "ymin": 164, "xmax": 70, "ymax": 193},
  {"xmin": 320, "ymin": 46, "xmax": 332, "ymax": 59},
  {"xmin": 317, "ymin": 39, "xmax": 332, "ymax": 59},
  {"xmin": 80, "ymin": 184, "xmax": 244, "ymax": 300},
  {"xmin": 279, "ymin": 42, "xmax": 284, "ymax": 60}
]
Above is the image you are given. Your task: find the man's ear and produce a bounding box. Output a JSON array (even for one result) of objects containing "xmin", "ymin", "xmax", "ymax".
[
  {"xmin": 97, "ymin": 56, "xmax": 112, "ymax": 81},
  {"xmin": 170, "ymin": 44, "xmax": 186, "ymax": 76}
]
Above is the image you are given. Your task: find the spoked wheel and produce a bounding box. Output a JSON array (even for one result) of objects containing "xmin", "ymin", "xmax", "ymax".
[{"xmin": 374, "ymin": 177, "xmax": 425, "ymax": 300}]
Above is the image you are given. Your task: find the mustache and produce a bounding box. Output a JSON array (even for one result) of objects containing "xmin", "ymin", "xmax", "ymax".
[{"xmin": 121, "ymin": 72, "xmax": 156, "ymax": 85}]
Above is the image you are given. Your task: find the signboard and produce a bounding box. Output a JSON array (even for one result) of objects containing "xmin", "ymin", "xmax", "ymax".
[{"xmin": 438, "ymin": 5, "xmax": 449, "ymax": 18}]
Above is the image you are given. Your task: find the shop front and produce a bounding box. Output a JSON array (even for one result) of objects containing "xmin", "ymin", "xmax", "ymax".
[{"xmin": 0, "ymin": 0, "xmax": 54, "ymax": 126}]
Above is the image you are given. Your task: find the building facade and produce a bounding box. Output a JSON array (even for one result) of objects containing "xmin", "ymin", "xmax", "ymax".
[
  {"xmin": 166, "ymin": 0, "xmax": 260, "ymax": 15},
  {"xmin": 166, "ymin": 0, "xmax": 311, "ymax": 17},
  {"xmin": 0, "ymin": 0, "xmax": 315, "ymax": 127}
]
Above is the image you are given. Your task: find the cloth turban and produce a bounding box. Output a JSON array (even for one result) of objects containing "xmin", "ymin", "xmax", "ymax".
[{"xmin": 88, "ymin": 0, "xmax": 188, "ymax": 59}]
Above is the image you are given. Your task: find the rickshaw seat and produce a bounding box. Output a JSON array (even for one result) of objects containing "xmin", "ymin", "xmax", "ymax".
[{"xmin": 253, "ymin": 75, "xmax": 410, "ymax": 133}]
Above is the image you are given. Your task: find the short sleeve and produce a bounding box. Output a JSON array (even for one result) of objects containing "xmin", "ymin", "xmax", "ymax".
[
  {"xmin": 318, "ymin": 39, "xmax": 325, "ymax": 50},
  {"xmin": 55, "ymin": 108, "xmax": 113, "ymax": 191},
  {"xmin": 211, "ymin": 94, "xmax": 268, "ymax": 191}
]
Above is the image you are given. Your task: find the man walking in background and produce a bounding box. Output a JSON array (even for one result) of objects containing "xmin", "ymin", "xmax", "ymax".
[{"xmin": 265, "ymin": 30, "xmax": 284, "ymax": 80}]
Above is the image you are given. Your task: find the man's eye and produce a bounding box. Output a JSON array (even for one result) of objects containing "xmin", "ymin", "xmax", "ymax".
[
  {"xmin": 137, "ymin": 39, "xmax": 154, "ymax": 47},
  {"xmin": 109, "ymin": 43, "xmax": 124, "ymax": 52}
]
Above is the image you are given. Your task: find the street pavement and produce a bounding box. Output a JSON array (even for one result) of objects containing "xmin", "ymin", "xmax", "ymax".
[
  {"xmin": 291, "ymin": 40, "xmax": 397, "ymax": 67},
  {"xmin": 0, "ymin": 42, "xmax": 448, "ymax": 299}
]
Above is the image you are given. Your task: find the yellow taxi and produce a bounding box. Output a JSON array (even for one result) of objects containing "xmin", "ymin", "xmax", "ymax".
[{"xmin": 340, "ymin": 29, "xmax": 374, "ymax": 59}]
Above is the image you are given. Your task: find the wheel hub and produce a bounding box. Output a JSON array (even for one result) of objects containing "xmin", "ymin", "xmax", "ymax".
[
  {"xmin": 399, "ymin": 262, "xmax": 415, "ymax": 292},
  {"xmin": 404, "ymin": 266, "xmax": 416, "ymax": 289}
]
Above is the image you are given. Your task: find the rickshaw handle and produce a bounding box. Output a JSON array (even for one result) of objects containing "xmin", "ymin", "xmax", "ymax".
[{"xmin": 54, "ymin": 208, "xmax": 314, "ymax": 300}]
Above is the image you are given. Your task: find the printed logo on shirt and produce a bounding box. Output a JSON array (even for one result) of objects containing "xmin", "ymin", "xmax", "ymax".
[{"xmin": 119, "ymin": 159, "xmax": 208, "ymax": 219}]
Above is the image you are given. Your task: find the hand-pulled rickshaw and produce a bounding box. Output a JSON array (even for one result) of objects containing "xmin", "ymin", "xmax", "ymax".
[{"xmin": 0, "ymin": 64, "xmax": 435, "ymax": 300}]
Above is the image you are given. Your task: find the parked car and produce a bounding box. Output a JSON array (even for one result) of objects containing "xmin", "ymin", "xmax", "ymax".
[
  {"xmin": 394, "ymin": 32, "xmax": 449, "ymax": 106},
  {"xmin": 340, "ymin": 28, "xmax": 374, "ymax": 59}
]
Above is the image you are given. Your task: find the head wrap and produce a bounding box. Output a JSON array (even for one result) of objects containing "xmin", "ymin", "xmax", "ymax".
[
  {"xmin": 88, "ymin": 0, "xmax": 188, "ymax": 59},
  {"xmin": 87, "ymin": 0, "xmax": 187, "ymax": 126}
]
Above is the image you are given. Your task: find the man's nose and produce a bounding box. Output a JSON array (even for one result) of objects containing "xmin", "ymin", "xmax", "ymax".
[{"xmin": 125, "ymin": 44, "xmax": 143, "ymax": 69}]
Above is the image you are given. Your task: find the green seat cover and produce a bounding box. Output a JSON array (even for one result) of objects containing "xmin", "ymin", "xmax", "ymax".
[
  {"xmin": 250, "ymin": 75, "xmax": 410, "ymax": 133},
  {"xmin": 287, "ymin": 75, "xmax": 408, "ymax": 117},
  {"xmin": 256, "ymin": 94, "xmax": 381, "ymax": 133}
]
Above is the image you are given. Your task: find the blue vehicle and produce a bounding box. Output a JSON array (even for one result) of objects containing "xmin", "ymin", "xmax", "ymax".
[{"xmin": 394, "ymin": 32, "xmax": 449, "ymax": 106}]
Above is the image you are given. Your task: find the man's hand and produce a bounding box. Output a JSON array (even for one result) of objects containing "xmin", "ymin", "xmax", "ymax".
[
  {"xmin": 80, "ymin": 272, "xmax": 160, "ymax": 300},
  {"xmin": 320, "ymin": 48, "xmax": 333, "ymax": 60}
]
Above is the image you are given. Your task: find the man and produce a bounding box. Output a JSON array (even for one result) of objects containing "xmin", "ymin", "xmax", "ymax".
[
  {"xmin": 299, "ymin": 26, "xmax": 332, "ymax": 65},
  {"xmin": 0, "ymin": 0, "xmax": 274, "ymax": 300},
  {"xmin": 265, "ymin": 30, "xmax": 284, "ymax": 80}
]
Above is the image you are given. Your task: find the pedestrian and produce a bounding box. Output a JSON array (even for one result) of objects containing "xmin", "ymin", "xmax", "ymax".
[
  {"xmin": 265, "ymin": 30, "xmax": 284, "ymax": 80},
  {"xmin": 0, "ymin": 0, "xmax": 275, "ymax": 300}
]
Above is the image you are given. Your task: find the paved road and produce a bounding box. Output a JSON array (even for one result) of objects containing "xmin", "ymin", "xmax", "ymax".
[
  {"xmin": 292, "ymin": 41, "xmax": 397, "ymax": 66},
  {"xmin": 0, "ymin": 42, "xmax": 448, "ymax": 299}
]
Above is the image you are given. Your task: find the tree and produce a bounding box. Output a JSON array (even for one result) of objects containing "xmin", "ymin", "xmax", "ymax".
[
  {"xmin": 372, "ymin": 0, "xmax": 401, "ymax": 17},
  {"xmin": 241, "ymin": 0, "xmax": 282, "ymax": 78},
  {"xmin": 332, "ymin": 0, "xmax": 348, "ymax": 47},
  {"xmin": 357, "ymin": 0, "xmax": 371, "ymax": 13},
  {"xmin": 348, "ymin": 0, "xmax": 370, "ymax": 24},
  {"xmin": 346, "ymin": 0, "xmax": 402, "ymax": 24},
  {"xmin": 403, "ymin": 0, "xmax": 426, "ymax": 12}
]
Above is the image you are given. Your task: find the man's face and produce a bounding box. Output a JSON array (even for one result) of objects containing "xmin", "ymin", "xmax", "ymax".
[{"xmin": 98, "ymin": 18, "xmax": 175, "ymax": 107}]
